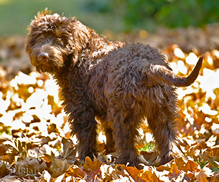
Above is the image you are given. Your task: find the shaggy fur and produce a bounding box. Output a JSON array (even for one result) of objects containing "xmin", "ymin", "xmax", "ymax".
[{"xmin": 25, "ymin": 10, "xmax": 203, "ymax": 166}]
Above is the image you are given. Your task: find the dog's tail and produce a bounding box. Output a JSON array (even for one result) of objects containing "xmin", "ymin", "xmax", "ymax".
[{"xmin": 149, "ymin": 56, "xmax": 203, "ymax": 87}]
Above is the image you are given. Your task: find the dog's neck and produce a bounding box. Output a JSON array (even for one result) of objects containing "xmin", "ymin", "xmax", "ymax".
[{"xmin": 70, "ymin": 24, "xmax": 124, "ymax": 68}]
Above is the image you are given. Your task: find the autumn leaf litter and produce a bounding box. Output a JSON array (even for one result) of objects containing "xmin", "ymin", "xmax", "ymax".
[{"xmin": 0, "ymin": 31, "xmax": 219, "ymax": 181}]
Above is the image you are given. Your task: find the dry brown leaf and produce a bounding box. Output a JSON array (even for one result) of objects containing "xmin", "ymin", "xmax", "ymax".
[
  {"xmin": 0, "ymin": 161, "xmax": 11, "ymax": 178},
  {"xmin": 83, "ymin": 157, "xmax": 102, "ymax": 172},
  {"xmin": 184, "ymin": 160, "xmax": 200, "ymax": 173},
  {"xmin": 83, "ymin": 157, "xmax": 102, "ymax": 181},
  {"xmin": 48, "ymin": 153, "xmax": 71, "ymax": 178},
  {"xmin": 65, "ymin": 165, "xmax": 86, "ymax": 179},
  {"xmin": 174, "ymin": 157, "xmax": 187, "ymax": 171},
  {"xmin": 168, "ymin": 162, "xmax": 182, "ymax": 180},
  {"xmin": 138, "ymin": 166, "xmax": 160, "ymax": 182},
  {"xmin": 211, "ymin": 171, "xmax": 219, "ymax": 182},
  {"xmin": 61, "ymin": 137, "xmax": 77, "ymax": 163},
  {"xmin": 125, "ymin": 166, "xmax": 145, "ymax": 182},
  {"xmin": 203, "ymin": 146, "xmax": 219, "ymax": 161},
  {"xmin": 196, "ymin": 166, "xmax": 214, "ymax": 182}
]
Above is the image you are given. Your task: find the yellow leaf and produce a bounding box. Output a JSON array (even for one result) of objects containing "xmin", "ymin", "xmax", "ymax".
[{"xmin": 139, "ymin": 166, "xmax": 160, "ymax": 182}]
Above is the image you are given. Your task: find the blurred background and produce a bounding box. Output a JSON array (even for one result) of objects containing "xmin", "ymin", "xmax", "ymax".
[
  {"xmin": 0, "ymin": 0, "xmax": 219, "ymax": 71},
  {"xmin": 0, "ymin": 0, "xmax": 219, "ymax": 35}
]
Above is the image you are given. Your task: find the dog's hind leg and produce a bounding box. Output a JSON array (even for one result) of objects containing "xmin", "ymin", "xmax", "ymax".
[
  {"xmin": 146, "ymin": 98, "xmax": 178, "ymax": 165},
  {"xmin": 108, "ymin": 111, "xmax": 141, "ymax": 166}
]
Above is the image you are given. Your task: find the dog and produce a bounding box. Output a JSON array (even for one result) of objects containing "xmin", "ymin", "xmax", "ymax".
[{"xmin": 25, "ymin": 9, "xmax": 203, "ymax": 166}]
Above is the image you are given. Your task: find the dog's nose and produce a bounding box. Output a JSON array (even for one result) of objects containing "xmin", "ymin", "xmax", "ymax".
[{"xmin": 38, "ymin": 52, "xmax": 49, "ymax": 61}]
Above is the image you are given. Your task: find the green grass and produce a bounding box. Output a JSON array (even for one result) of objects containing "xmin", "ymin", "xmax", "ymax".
[
  {"xmin": 195, "ymin": 158, "xmax": 208, "ymax": 169},
  {"xmin": 139, "ymin": 142, "xmax": 155, "ymax": 152},
  {"xmin": 0, "ymin": 0, "xmax": 81, "ymax": 36},
  {"xmin": 0, "ymin": 0, "xmax": 123, "ymax": 36}
]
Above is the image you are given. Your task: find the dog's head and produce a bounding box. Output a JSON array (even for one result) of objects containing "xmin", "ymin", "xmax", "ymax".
[{"xmin": 25, "ymin": 9, "xmax": 91, "ymax": 73}]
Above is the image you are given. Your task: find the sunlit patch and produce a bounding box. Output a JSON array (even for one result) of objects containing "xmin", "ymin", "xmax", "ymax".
[
  {"xmin": 37, "ymin": 80, "xmax": 44, "ymax": 87},
  {"xmin": 10, "ymin": 79, "xmax": 17, "ymax": 89},
  {"xmin": 100, "ymin": 164, "xmax": 114, "ymax": 178},
  {"xmin": 206, "ymin": 55, "xmax": 213, "ymax": 65},
  {"xmin": 169, "ymin": 62, "xmax": 178, "ymax": 74},
  {"xmin": 176, "ymin": 88, "xmax": 185, "ymax": 100},
  {"xmin": 29, "ymin": 72, "xmax": 40, "ymax": 78},
  {"xmin": 186, "ymin": 53, "xmax": 198, "ymax": 65},
  {"xmin": 98, "ymin": 131, "xmax": 106, "ymax": 143},
  {"xmin": 183, "ymin": 109, "xmax": 195, "ymax": 125},
  {"xmin": 22, "ymin": 112, "xmax": 34, "ymax": 124},
  {"xmin": 72, "ymin": 135, "xmax": 78, "ymax": 145},
  {"xmin": 63, "ymin": 121, "xmax": 71, "ymax": 138},
  {"xmin": 44, "ymin": 79, "xmax": 60, "ymax": 104},
  {"xmin": 205, "ymin": 117, "xmax": 212, "ymax": 123},
  {"xmin": 174, "ymin": 47, "xmax": 185, "ymax": 59},
  {"xmin": 28, "ymin": 87, "xmax": 34, "ymax": 93},
  {"xmin": 145, "ymin": 132, "xmax": 154, "ymax": 143},
  {"xmin": 197, "ymin": 124, "xmax": 207, "ymax": 135},
  {"xmin": 212, "ymin": 50, "xmax": 219, "ymax": 58},
  {"xmin": 12, "ymin": 93, "xmax": 23, "ymax": 107},
  {"xmin": 199, "ymin": 68, "xmax": 219, "ymax": 100},
  {"xmin": 15, "ymin": 72, "xmax": 37, "ymax": 85},
  {"xmin": 211, "ymin": 123, "xmax": 219, "ymax": 136},
  {"xmin": 177, "ymin": 60, "xmax": 187, "ymax": 74},
  {"xmin": 0, "ymin": 0, "xmax": 9, "ymax": 5},
  {"xmin": 200, "ymin": 103, "xmax": 218, "ymax": 115}
]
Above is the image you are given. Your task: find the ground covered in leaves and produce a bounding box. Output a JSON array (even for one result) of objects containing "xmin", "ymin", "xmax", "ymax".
[{"xmin": 0, "ymin": 25, "xmax": 219, "ymax": 181}]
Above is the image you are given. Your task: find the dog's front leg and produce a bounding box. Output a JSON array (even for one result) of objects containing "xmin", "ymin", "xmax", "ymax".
[{"xmin": 69, "ymin": 107, "xmax": 98, "ymax": 161}]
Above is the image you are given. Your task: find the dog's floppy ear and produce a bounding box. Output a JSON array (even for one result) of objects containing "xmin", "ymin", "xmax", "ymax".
[{"xmin": 69, "ymin": 20, "xmax": 92, "ymax": 65}]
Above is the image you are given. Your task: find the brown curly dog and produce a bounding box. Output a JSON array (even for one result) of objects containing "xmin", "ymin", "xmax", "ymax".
[{"xmin": 25, "ymin": 10, "xmax": 203, "ymax": 166}]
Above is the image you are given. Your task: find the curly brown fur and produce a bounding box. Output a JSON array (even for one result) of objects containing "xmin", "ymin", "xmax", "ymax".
[{"xmin": 25, "ymin": 10, "xmax": 203, "ymax": 166}]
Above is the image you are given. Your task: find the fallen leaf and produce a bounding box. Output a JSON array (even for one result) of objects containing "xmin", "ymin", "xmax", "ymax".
[
  {"xmin": 65, "ymin": 164, "xmax": 86, "ymax": 179},
  {"xmin": 138, "ymin": 166, "xmax": 160, "ymax": 182},
  {"xmin": 48, "ymin": 153, "xmax": 71, "ymax": 178},
  {"xmin": 83, "ymin": 157, "xmax": 102, "ymax": 181},
  {"xmin": 83, "ymin": 157, "xmax": 102, "ymax": 172},
  {"xmin": 196, "ymin": 166, "xmax": 214, "ymax": 182},
  {"xmin": 0, "ymin": 161, "xmax": 11, "ymax": 178},
  {"xmin": 125, "ymin": 166, "xmax": 145, "ymax": 182},
  {"xmin": 168, "ymin": 162, "xmax": 182, "ymax": 180}
]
